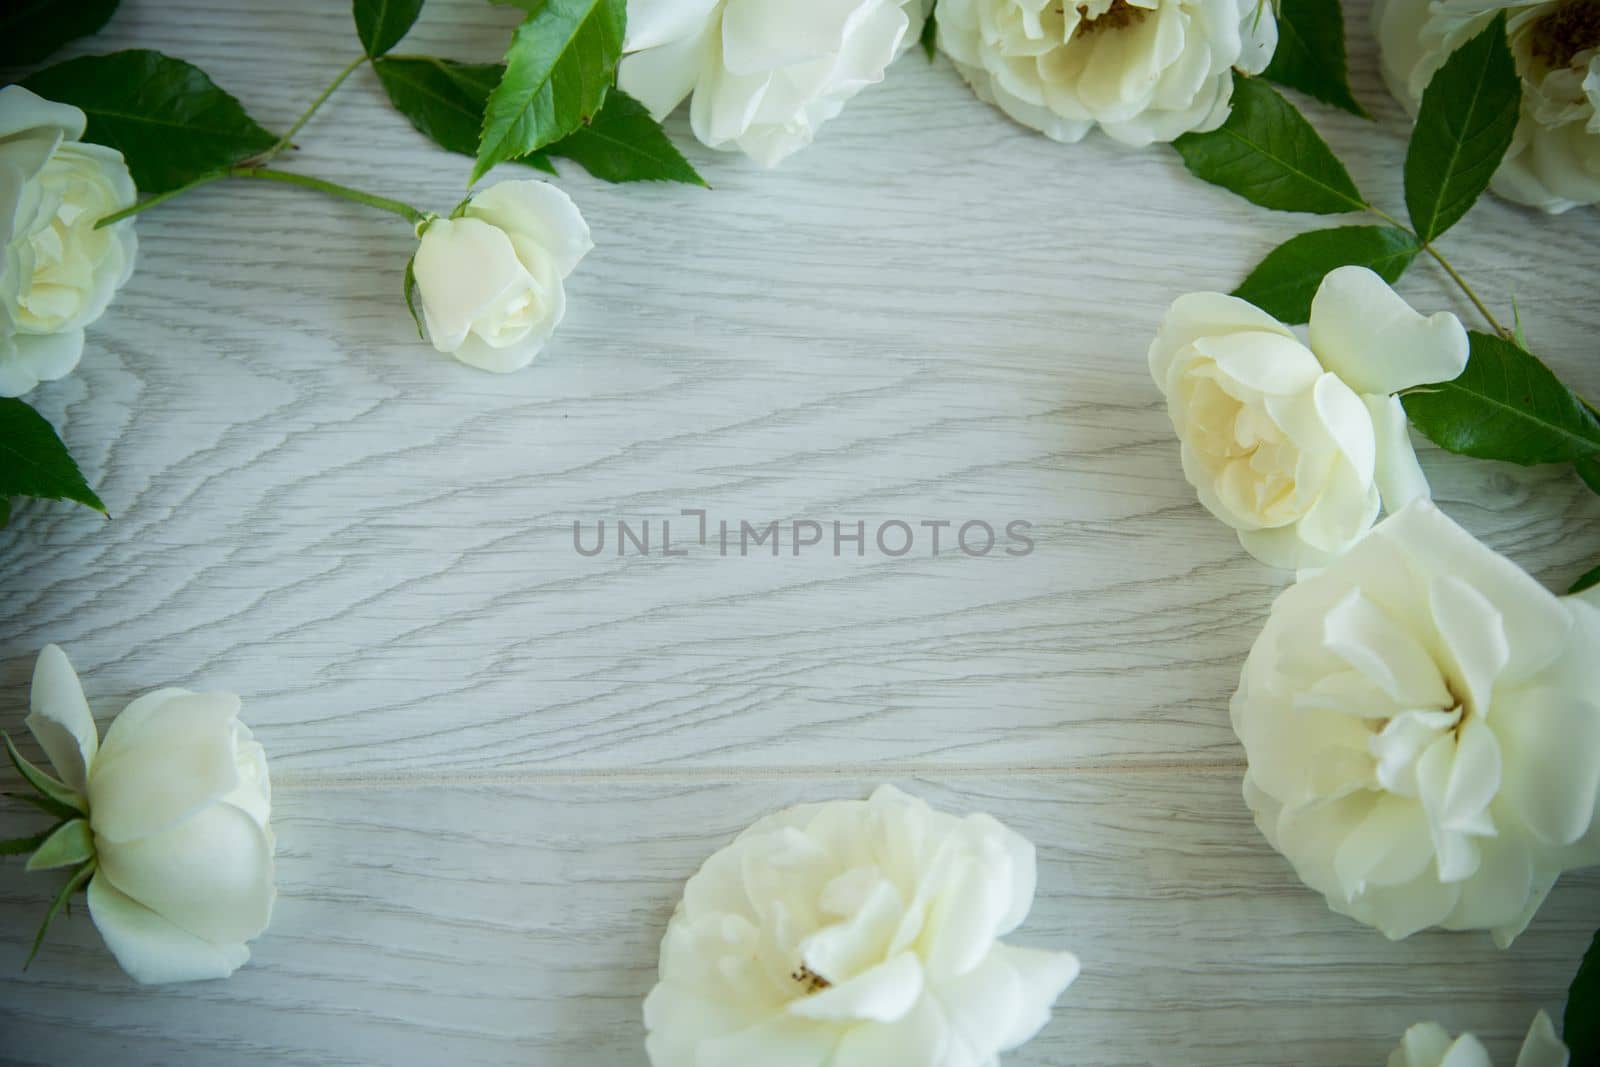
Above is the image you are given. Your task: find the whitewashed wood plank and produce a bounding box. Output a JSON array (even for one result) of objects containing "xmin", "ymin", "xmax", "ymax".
[
  {"xmin": 0, "ymin": 773, "xmax": 1591, "ymax": 1066},
  {"xmin": 3, "ymin": 0, "xmax": 1597, "ymax": 773}
]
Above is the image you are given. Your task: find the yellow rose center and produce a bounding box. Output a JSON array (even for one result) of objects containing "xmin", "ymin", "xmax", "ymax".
[
  {"xmin": 1070, "ymin": 0, "xmax": 1150, "ymax": 34},
  {"xmin": 791, "ymin": 962, "xmax": 833, "ymax": 993},
  {"xmin": 1531, "ymin": 0, "xmax": 1600, "ymax": 68}
]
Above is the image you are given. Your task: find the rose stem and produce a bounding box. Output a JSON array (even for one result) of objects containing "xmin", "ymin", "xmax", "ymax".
[
  {"xmin": 1366, "ymin": 206, "xmax": 1509, "ymax": 338},
  {"xmin": 256, "ymin": 54, "xmax": 369, "ymax": 166},
  {"xmin": 95, "ymin": 168, "xmax": 428, "ymax": 228}
]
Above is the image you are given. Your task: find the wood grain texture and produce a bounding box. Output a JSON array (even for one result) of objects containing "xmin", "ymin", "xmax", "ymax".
[
  {"xmin": 1, "ymin": 774, "xmax": 1595, "ymax": 1067},
  {"xmin": 0, "ymin": 0, "xmax": 1597, "ymax": 1062},
  {"xmin": 1, "ymin": 0, "xmax": 1597, "ymax": 776}
]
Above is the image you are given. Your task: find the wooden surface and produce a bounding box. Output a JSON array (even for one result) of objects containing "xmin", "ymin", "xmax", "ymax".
[{"xmin": 2, "ymin": 1, "xmax": 1598, "ymax": 1063}]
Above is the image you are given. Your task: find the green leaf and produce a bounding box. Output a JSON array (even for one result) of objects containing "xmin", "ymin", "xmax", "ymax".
[
  {"xmin": 22, "ymin": 50, "xmax": 277, "ymax": 194},
  {"xmin": 403, "ymin": 254, "xmax": 424, "ymax": 339},
  {"xmin": 1567, "ymin": 928, "xmax": 1600, "ymax": 1060},
  {"xmin": 1570, "ymin": 562, "xmax": 1600, "ymax": 595},
  {"xmin": 1576, "ymin": 455, "xmax": 1600, "ymax": 495},
  {"xmin": 1261, "ymin": 0, "xmax": 1368, "ymax": 117},
  {"xmin": 921, "ymin": 9, "xmax": 938, "ymax": 61},
  {"xmin": 1404, "ymin": 13, "xmax": 1520, "ymax": 242},
  {"xmin": 530, "ymin": 89, "xmax": 705, "ymax": 185},
  {"xmin": 25, "ymin": 819, "xmax": 93, "ymax": 872},
  {"xmin": 0, "ymin": 0, "xmax": 120, "ymax": 67},
  {"xmin": 375, "ymin": 55, "xmax": 556, "ymax": 172},
  {"xmin": 474, "ymin": 0, "xmax": 627, "ymax": 185},
  {"xmin": 1173, "ymin": 73, "xmax": 1367, "ymax": 214},
  {"xmin": 1403, "ymin": 331, "xmax": 1600, "ymax": 464},
  {"xmin": 1233, "ymin": 225, "xmax": 1420, "ymax": 323},
  {"xmin": 354, "ymin": 0, "xmax": 423, "ymax": 58},
  {"xmin": 5, "ymin": 791, "xmax": 83, "ymax": 823},
  {"xmin": 23, "ymin": 859, "xmax": 95, "ymax": 970},
  {"xmin": 378, "ymin": 58, "xmax": 699, "ymax": 184},
  {"xmin": 0, "ymin": 829, "xmax": 53, "ymax": 857},
  {"xmin": 0, "ymin": 398, "xmax": 105, "ymax": 514},
  {"xmin": 3, "ymin": 734, "xmax": 86, "ymax": 816}
]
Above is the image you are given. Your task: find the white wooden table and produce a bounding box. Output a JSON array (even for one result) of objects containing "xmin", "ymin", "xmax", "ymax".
[{"xmin": 3, "ymin": 2, "xmax": 1597, "ymax": 1064}]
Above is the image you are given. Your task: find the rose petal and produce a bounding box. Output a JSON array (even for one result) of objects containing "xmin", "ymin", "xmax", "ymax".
[
  {"xmin": 623, "ymin": 0, "xmax": 721, "ymax": 51},
  {"xmin": 1294, "ymin": 459, "xmax": 1379, "ymax": 558},
  {"xmin": 1442, "ymin": 719, "xmax": 1501, "ymax": 835},
  {"xmin": 721, "ymin": 0, "xmax": 867, "ymax": 73},
  {"xmin": 786, "ymin": 951, "xmax": 923, "ymax": 1022},
  {"xmin": 10, "ymin": 329, "xmax": 85, "ymax": 388},
  {"xmin": 799, "ymin": 874, "xmax": 903, "ymax": 982},
  {"xmin": 1495, "ymin": 684, "xmax": 1600, "ymax": 847},
  {"xmin": 1442, "ymin": 830, "xmax": 1533, "ymax": 935},
  {"xmin": 690, "ymin": 55, "xmax": 773, "ymax": 148},
  {"xmin": 987, "ymin": 943, "xmax": 1080, "ymax": 1050},
  {"xmin": 1515, "ymin": 1011, "xmax": 1569, "ymax": 1067},
  {"xmin": 1323, "ymin": 588, "xmax": 1453, "ymax": 709},
  {"xmin": 1310, "ymin": 372, "xmax": 1376, "ymax": 483},
  {"xmin": 697, "ymin": 1013, "xmax": 838, "ymax": 1067},
  {"xmin": 930, "ymin": 945, "xmax": 1025, "ymax": 1058},
  {"xmin": 97, "ymin": 799, "xmax": 275, "ymax": 944},
  {"xmin": 919, "ymin": 837, "xmax": 1016, "ymax": 977},
  {"xmin": 620, "ymin": 27, "xmax": 714, "ymax": 119},
  {"xmin": 984, "ymin": 816, "xmax": 1038, "ymax": 936},
  {"xmin": 412, "ymin": 217, "xmax": 531, "ymax": 354},
  {"xmin": 88, "ymin": 691, "xmax": 243, "ymax": 843},
  {"xmin": 1376, "ymin": 502, "xmax": 1574, "ymax": 681},
  {"xmin": 829, "ymin": 996, "xmax": 947, "ymax": 1067},
  {"xmin": 1414, "ymin": 733, "xmax": 1482, "ymax": 884},
  {"xmin": 1439, "ymin": 1033, "xmax": 1494, "ymax": 1067},
  {"xmin": 465, "ymin": 181, "xmax": 593, "ymax": 279},
  {"xmin": 1148, "ymin": 291, "xmax": 1294, "ymax": 390},
  {"xmin": 219, "ymin": 721, "xmax": 272, "ymax": 831},
  {"xmin": 1395, "ymin": 1022, "xmax": 1459, "ymax": 1067},
  {"xmin": 1364, "ymin": 392, "xmax": 1431, "ymax": 511},
  {"xmin": 87, "ymin": 873, "xmax": 251, "ymax": 985},
  {"xmin": 1333, "ymin": 793, "xmax": 1434, "ymax": 894},
  {"xmin": 1490, "ymin": 868, "xmax": 1559, "ymax": 949},
  {"xmin": 1194, "ymin": 332, "xmax": 1323, "ymax": 397},
  {"xmin": 1371, "ymin": 709, "xmax": 1458, "ymax": 797},
  {"xmin": 24, "ymin": 643, "xmax": 97, "ymax": 793},
  {"xmin": 1346, "ymin": 869, "xmax": 1461, "ymax": 940},
  {"xmin": 0, "ymin": 85, "xmax": 87, "ymax": 142},
  {"xmin": 1308, "ymin": 266, "xmax": 1468, "ymax": 396},
  {"xmin": 1429, "ymin": 576, "xmax": 1510, "ymax": 723},
  {"xmin": 448, "ymin": 318, "xmax": 554, "ymax": 373},
  {"xmin": 1238, "ymin": 524, "xmax": 1328, "ymax": 570}
]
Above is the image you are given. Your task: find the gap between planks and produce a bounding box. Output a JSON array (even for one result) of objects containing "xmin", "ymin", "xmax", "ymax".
[{"xmin": 269, "ymin": 757, "xmax": 1251, "ymax": 791}]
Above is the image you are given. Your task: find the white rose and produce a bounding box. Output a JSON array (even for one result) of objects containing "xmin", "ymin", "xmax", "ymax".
[
  {"xmin": 412, "ymin": 180, "xmax": 591, "ymax": 373},
  {"xmin": 936, "ymin": 0, "xmax": 1278, "ymax": 146},
  {"xmin": 1149, "ymin": 266, "xmax": 1468, "ymax": 569},
  {"xmin": 1388, "ymin": 1012, "xmax": 1568, "ymax": 1067},
  {"xmin": 619, "ymin": 0, "xmax": 930, "ymax": 167},
  {"xmin": 1373, "ymin": 0, "xmax": 1600, "ymax": 214},
  {"xmin": 23, "ymin": 644, "xmax": 275, "ymax": 984},
  {"xmin": 643, "ymin": 784, "xmax": 1079, "ymax": 1067},
  {"xmin": 0, "ymin": 85, "xmax": 137, "ymax": 397},
  {"xmin": 1233, "ymin": 500, "xmax": 1600, "ymax": 945}
]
